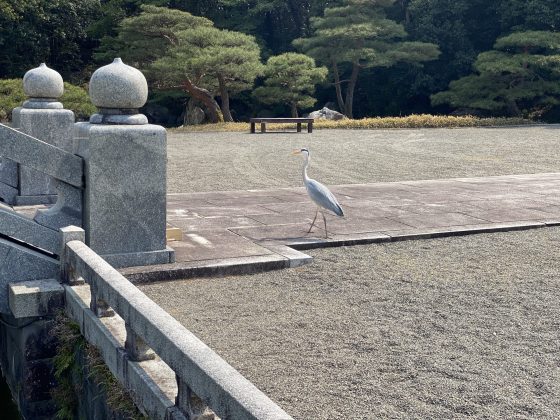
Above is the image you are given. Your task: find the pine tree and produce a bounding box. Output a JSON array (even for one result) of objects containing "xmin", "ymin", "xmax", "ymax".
[
  {"xmin": 253, "ymin": 53, "xmax": 327, "ymax": 117},
  {"xmin": 97, "ymin": 5, "xmax": 263, "ymax": 123},
  {"xmin": 294, "ymin": 0, "xmax": 439, "ymax": 118},
  {"xmin": 431, "ymin": 31, "xmax": 560, "ymax": 118},
  {"xmin": 152, "ymin": 27, "xmax": 264, "ymax": 122}
]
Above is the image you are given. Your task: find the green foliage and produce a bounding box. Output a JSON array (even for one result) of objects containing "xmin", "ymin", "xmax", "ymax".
[
  {"xmin": 0, "ymin": 79, "xmax": 96, "ymax": 122},
  {"xmin": 0, "ymin": 0, "xmax": 100, "ymax": 79},
  {"xmin": 51, "ymin": 314, "xmax": 146, "ymax": 420},
  {"xmin": 432, "ymin": 31, "xmax": 560, "ymax": 118},
  {"xmin": 151, "ymin": 25, "xmax": 263, "ymax": 92},
  {"xmin": 294, "ymin": 0, "xmax": 439, "ymax": 117},
  {"xmin": 3, "ymin": 0, "xmax": 560, "ymax": 121},
  {"xmin": 95, "ymin": 5, "xmax": 213, "ymax": 68},
  {"xmin": 254, "ymin": 53, "xmax": 327, "ymax": 116},
  {"xmin": 108, "ymin": 5, "xmax": 264, "ymax": 122}
]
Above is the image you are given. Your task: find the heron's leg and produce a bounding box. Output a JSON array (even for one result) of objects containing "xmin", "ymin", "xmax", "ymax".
[
  {"xmin": 307, "ymin": 208, "xmax": 319, "ymax": 233},
  {"xmin": 322, "ymin": 211, "xmax": 328, "ymax": 239}
]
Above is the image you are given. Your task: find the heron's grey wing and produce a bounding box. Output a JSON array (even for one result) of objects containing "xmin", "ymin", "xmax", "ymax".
[{"xmin": 306, "ymin": 178, "xmax": 344, "ymax": 216}]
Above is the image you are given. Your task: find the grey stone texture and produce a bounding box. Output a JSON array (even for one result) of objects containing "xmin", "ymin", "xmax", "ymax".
[
  {"xmin": 12, "ymin": 106, "xmax": 76, "ymax": 191},
  {"xmin": 23, "ymin": 63, "xmax": 64, "ymax": 99},
  {"xmin": 0, "ymin": 158, "xmax": 17, "ymax": 187},
  {"xmin": 63, "ymin": 240, "xmax": 293, "ymax": 419},
  {"xmin": 307, "ymin": 106, "xmax": 346, "ymax": 120},
  {"xmin": 0, "ymin": 63, "xmax": 75, "ymax": 205},
  {"xmin": 0, "ymin": 313, "xmax": 59, "ymax": 419},
  {"xmin": 0, "ymin": 181, "xmax": 17, "ymax": 203},
  {"xmin": 89, "ymin": 58, "xmax": 148, "ymax": 109},
  {"xmin": 0, "ymin": 238, "xmax": 59, "ymax": 314},
  {"xmin": 8, "ymin": 278, "xmax": 64, "ymax": 318},
  {"xmin": 34, "ymin": 180, "xmax": 83, "ymax": 230},
  {"xmin": 77, "ymin": 123, "xmax": 172, "ymax": 267},
  {"xmin": 0, "ymin": 124, "xmax": 82, "ymax": 187},
  {"xmin": 0, "ymin": 206, "xmax": 60, "ymax": 254}
]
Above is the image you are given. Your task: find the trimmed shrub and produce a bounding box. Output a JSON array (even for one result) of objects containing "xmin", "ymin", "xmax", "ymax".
[
  {"xmin": 172, "ymin": 115, "xmax": 531, "ymax": 132},
  {"xmin": 0, "ymin": 79, "xmax": 96, "ymax": 122}
]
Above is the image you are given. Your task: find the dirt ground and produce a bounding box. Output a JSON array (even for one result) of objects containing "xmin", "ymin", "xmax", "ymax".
[{"xmin": 155, "ymin": 127, "xmax": 560, "ymax": 419}]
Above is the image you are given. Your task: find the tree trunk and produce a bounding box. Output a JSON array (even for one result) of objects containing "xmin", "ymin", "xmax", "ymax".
[
  {"xmin": 217, "ymin": 74, "xmax": 234, "ymax": 122},
  {"xmin": 506, "ymin": 99, "xmax": 522, "ymax": 117},
  {"xmin": 331, "ymin": 59, "xmax": 346, "ymax": 114},
  {"xmin": 182, "ymin": 78, "xmax": 223, "ymax": 123},
  {"xmin": 291, "ymin": 103, "xmax": 299, "ymax": 118},
  {"xmin": 344, "ymin": 62, "xmax": 360, "ymax": 119}
]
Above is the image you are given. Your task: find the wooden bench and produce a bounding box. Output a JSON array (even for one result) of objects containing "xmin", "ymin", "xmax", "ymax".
[{"xmin": 250, "ymin": 118, "xmax": 314, "ymax": 133}]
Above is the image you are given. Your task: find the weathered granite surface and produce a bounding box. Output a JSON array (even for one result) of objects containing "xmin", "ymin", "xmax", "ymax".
[
  {"xmin": 12, "ymin": 107, "xmax": 75, "ymax": 197},
  {"xmin": 0, "ymin": 206, "xmax": 60, "ymax": 254},
  {"xmin": 9, "ymin": 278, "xmax": 64, "ymax": 319},
  {"xmin": 22, "ymin": 63, "xmax": 64, "ymax": 99},
  {"xmin": 0, "ymin": 124, "xmax": 83, "ymax": 188},
  {"xmin": 77, "ymin": 123, "xmax": 171, "ymax": 266},
  {"xmin": 0, "ymin": 238, "xmax": 59, "ymax": 314},
  {"xmin": 89, "ymin": 58, "xmax": 148, "ymax": 109}
]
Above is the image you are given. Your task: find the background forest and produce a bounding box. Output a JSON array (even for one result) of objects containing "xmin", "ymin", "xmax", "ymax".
[{"xmin": 1, "ymin": 0, "xmax": 560, "ymax": 125}]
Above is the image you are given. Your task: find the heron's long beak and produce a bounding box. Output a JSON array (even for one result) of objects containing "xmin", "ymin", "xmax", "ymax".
[{"xmin": 291, "ymin": 149, "xmax": 302, "ymax": 155}]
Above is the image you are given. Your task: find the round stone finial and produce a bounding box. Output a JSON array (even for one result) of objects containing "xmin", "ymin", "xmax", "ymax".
[
  {"xmin": 89, "ymin": 58, "xmax": 148, "ymax": 109},
  {"xmin": 23, "ymin": 63, "xmax": 64, "ymax": 99}
]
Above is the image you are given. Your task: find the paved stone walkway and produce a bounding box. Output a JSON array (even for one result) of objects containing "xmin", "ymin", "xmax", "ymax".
[{"xmin": 121, "ymin": 173, "xmax": 560, "ymax": 282}]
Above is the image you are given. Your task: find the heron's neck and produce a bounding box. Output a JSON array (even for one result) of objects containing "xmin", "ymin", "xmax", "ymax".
[{"xmin": 302, "ymin": 154, "xmax": 310, "ymax": 183}]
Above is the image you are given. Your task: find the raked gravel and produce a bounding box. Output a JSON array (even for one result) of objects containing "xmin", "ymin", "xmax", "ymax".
[
  {"xmin": 139, "ymin": 228, "xmax": 560, "ymax": 419},
  {"xmin": 157, "ymin": 127, "xmax": 560, "ymax": 418},
  {"xmin": 167, "ymin": 126, "xmax": 560, "ymax": 193}
]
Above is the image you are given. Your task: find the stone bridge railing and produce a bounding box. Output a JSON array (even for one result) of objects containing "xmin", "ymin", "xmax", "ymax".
[{"xmin": 60, "ymin": 226, "xmax": 293, "ymax": 420}]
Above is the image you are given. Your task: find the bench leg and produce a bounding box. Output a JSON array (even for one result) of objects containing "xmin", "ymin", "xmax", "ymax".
[
  {"xmin": 261, "ymin": 122, "xmax": 266, "ymax": 133},
  {"xmin": 308, "ymin": 122, "xmax": 313, "ymax": 133},
  {"xmin": 250, "ymin": 122, "xmax": 255, "ymax": 133},
  {"xmin": 297, "ymin": 123, "xmax": 302, "ymax": 133}
]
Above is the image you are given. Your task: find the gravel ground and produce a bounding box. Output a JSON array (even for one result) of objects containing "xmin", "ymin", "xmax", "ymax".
[
  {"xmin": 159, "ymin": 127, "xmax": 560, "ymax": 418},
  {"xmin": 167, "ymin": 126, "xmax": 560, "ymax": 193},
  {"xmin": 140, "ymin": 228, "xmax": 560, "ymax": 419}
]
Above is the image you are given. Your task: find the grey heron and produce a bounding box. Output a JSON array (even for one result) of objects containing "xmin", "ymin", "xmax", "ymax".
[{"xmin": 292, "ymin": 148, "xmax": 344, "ymax": 238}]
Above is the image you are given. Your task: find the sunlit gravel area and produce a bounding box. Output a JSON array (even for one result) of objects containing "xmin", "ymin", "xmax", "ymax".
[
  {"xmin": 159, "ymin": 126, "xmax": 560, "ymax": 418},
  {"xmin": 167, "ymin": 126, "xmax": 560, "ymax": 193},
  {"xmin": 139, "ymin": 228, "xmax": 560, "ymax": 419}
]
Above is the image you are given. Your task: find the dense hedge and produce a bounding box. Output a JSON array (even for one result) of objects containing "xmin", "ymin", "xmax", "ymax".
[{"xmin": 0, "ymin": 79, "xmax": 96, "ymax": 122}]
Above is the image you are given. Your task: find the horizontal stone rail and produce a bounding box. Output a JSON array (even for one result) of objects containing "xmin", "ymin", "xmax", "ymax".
[
  {"xmin": 0, "ymin": 206, "xmax": 60, "ymax": 254},
  {"xmin": 62, "ymin": 236, "xmax": 293, "ymax": 420},
  {"xmin": 0, "ymin": 123, "xmax": 83, "ymax": 187}
]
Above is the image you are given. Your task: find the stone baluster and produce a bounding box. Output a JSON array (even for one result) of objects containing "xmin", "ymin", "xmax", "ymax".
[
  {"xmin": 59, "ymin": 225, "xmax": 86, "ymax": 285},
  {"xmin": 75, "ymin": 58, "xmax": 174, "ymax": 269},
  {"xmin": 175, "ymin": 376, "xmax": 216, "ymax": 420},
  {"xmin": 125, "ymin": 323, "xmax": 155, "ymax": 361},
  {"xmin": 0, "ymin": 63, "xmax": 76, "ymax": 207}
]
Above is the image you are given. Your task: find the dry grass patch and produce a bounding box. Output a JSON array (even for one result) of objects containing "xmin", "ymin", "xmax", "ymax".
[{"xmin": 172, "ymin": 114, "xmax": 531, "ymax": 132}]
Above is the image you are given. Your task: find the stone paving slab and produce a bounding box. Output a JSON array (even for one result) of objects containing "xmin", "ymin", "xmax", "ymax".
[
  {"xmin": 11, "ymin": 173, "xmax": 560, "ymax": 282},
  {"xmin": 127, "ymin": 172, "xmax": 560, "ymax": 281}
]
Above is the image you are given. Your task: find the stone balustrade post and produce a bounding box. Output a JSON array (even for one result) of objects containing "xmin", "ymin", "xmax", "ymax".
[
  {"xmin": 59, "ymin": 225, "xmax": 86, "ymax": 285},
  {"xmin": 175, "ymin": 375, "xmax": 216, "ymax": 420},
  {"xmin": 125, "ymin": 323, "xmax": 155, "ymax": 361},
  {"xmin": 0, "ymin": 63, "xmax": 75, "ymax": 206},
  {"xmin": 75, "ymin": 58, "xmax": 174, "ymax": 268}
]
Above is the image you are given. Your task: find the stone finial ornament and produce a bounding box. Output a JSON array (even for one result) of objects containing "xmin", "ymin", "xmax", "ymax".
[
  {"xmin": 23, "ymin": 63, "xmax": 64, "ymax": 99},
  {"xmin": 88, "ymin": 58, "xmax": 149, "ymax": 124},
  {"xmin": 22, "ymin": 63, "xmax": 64, "ymax": 109}
]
